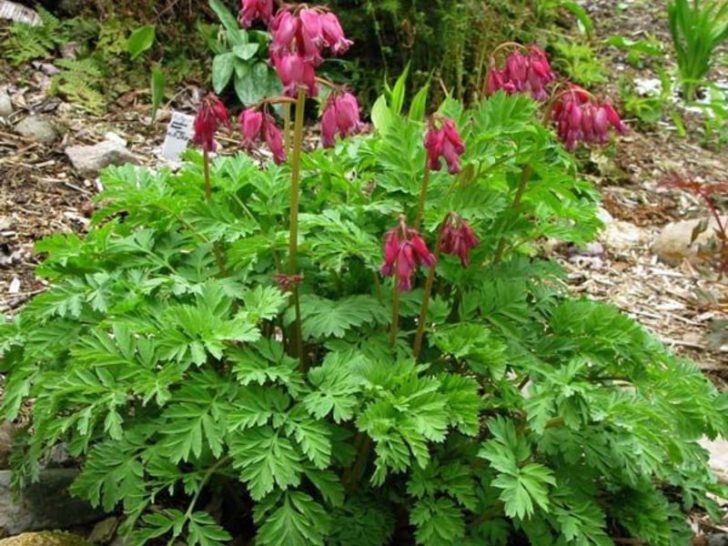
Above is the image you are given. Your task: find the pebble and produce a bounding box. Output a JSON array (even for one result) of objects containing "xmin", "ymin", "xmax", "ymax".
[{"xmin": 14, "ymin": 115, "xmax": 58, "ymax": 145}]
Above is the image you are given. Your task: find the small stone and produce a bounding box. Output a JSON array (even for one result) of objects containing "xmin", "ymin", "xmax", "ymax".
[
  {"xmin": 708, "ymin": 534, "xmax": 728, "ymax": 546},
  {"xmin": 0, "ymin": 532, "xmax": 90, "ymax": 546},
  {"xmin": 8, "ymin": 278, "xmax": 20, "ymax": 294},
  {"xmin": 0, "ymin": 423, "xmax": 16, "ymax": 470},
  {"xmin": 0, "ymin": 469, "xmax": 105, "ymax": 535},
  {"xmin": 0, "ymin": 92, "xmax": 13, "ymax": 119},
  {"xmin": 652, "ymin": 217, "xmax": 726, "ymax": 267},
  {"xmin": 65, "ymin": 139, "xmax": 138, "ymax": 178},
  {"xmin": 14, "ymin": 116, "xmax": 58, "ymax": 145},
  {"xmin": 601, "ymin": 220, "xmax": 645, "ymax": 255},
  {"xmin": 87, "ymin": 517, "xmax": 118, "ymax": 545},
  {"xmin": 59, "ymin": 43, "xmax": 80, "ymax": 60}
]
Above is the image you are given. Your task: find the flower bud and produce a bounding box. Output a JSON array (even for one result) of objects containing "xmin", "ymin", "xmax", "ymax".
[
  {"xmin": 274, "ymin": 53, "xmax": 318, "ymax": 97},
  {"xmin": 240, "ymin": 108, "xmax": 264, "ymax": 147},
  {"xmin": 263, "ymin": 114, "xmax": 286, "ymax": 165}
]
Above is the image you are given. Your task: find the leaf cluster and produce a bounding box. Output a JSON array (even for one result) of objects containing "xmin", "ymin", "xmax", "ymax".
[{"xmin": 1, "ymin": 90, "xmax": 726, "ymax": 546}]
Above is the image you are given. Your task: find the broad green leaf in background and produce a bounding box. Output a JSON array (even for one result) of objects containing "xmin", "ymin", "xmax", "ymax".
[
  {"xmin": 209, "ymin": 0, "xmax": 240, "ymax": 35},
  {"xmin": 212, "ymin": 53, "xmax": 235, "ymax": 94},
  {"xmin": 126, "ymin": 25, "xmax": 155, "ymax": 60}
]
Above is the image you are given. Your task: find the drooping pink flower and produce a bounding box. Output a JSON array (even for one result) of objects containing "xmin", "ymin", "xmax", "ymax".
[
  {"xmin": 551, "ymin": 86, "xmax": 626, "ymax": 150},
  {"xmin": 440, "ymin": 216, "xmax": 479, "ymax": 267},
  {"xmin": 380, "ymin": 220, "xmax": 436, "ymax": 291},
  {"xmin": 424, "ymin": 117, "xmax": 465, "ymax": 174},
  {"xmin": 239, "ymin": 0, "xmax": 273, "ymax": 28},
  {"xmin": 270, "ymin": 6, "xmax": 352, "ymax": 66},
  {"xmin": 298, "ymin": 8, "xmax": 325, "ymax": 63},
  {"xmin": 240, "ymin": 108, "xmax": 264, "ymax": 148},
  {"xmin": 320, "ymin": 91, "xmax": 362, "ymax": 147},
  {"xmin": 263, "ymin": 114, "xmax": 286, "ymax": 165},
  {"xmin": 486, "ymin": 44, "xmax": 555, "ymax": 101},
  {"xmin": 273, "ymin": 53, "xmax": 318, "ymax": 97},
  {"xmin": 237, "ymin": 109, "xmax": 286, "ymax": 164},
  {"xmin": 321, "ymin": 12, "xmax": 352, "ymax": 55},
  {"xmin": 270, "ymin": 10, "xmax": 300, "ymax": 59},
  {"xmin": 193, "ymin": 93, "xmax": 229, "ymax": 152}
]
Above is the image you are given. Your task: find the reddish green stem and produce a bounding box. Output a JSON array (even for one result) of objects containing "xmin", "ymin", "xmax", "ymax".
[
  {"xmin": 413, "ymin": 219, "xmax": 447, "ymax": 358},
  {"xmin": 203, "ymin": 149, "xmax": 212, "ymax": 200},
  {"xmin": 493, "ymin": 163, "xmax": 533, "ymax": 264},
  {"xmin": 289, "ymin": 88, "xmax": 306, "ymax": 368},
  {"xmin": 389, "ymin": 283, "xmax": 401, "ymax": 348}
]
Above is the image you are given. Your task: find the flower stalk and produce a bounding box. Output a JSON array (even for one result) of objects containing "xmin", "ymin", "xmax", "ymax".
[
  {"xmin": 389, "ymin": 282, "xmax": 401, "ymax": 347},
  {"xmin": 289, "ymin": 86, "xmax": 306, "ymax": 365},
  {"xmin": 413, "ymin": 220, "xmax": 447, "ymax": 358},
  {"xmin": 493, "ymin": 163, "xmax": 533, "ymax": 264}
]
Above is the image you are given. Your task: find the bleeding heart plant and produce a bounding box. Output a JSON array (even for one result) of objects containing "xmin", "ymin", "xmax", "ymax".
[{"xmin": 2, "ymin": 9, "xmax": 727, "ymax": 546}]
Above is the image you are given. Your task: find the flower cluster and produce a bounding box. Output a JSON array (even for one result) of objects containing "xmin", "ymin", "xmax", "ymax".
[
  {"xmin": 269, "ymin": 6, "xmax": 352, "ymax": 97},
  {"xmin": 321, "ymin": 92, "xmax": 362, "ymax": 148},
  {"xmin": 192, "ymin": 93, "xmax": 230, "ymax": 152},
  {"xmin": 551, "ymin": 86, "xmax": 627, "ymax": 151},
  {"xmin": 239, "ymin": 0, "xmax": 274, "ymax": 28},
  {"xmin": 486, "ymin": 45, "xmax": 554, "ymax": 101},
  {"xmin": 424, "ymin": 117, "xmax": 466, "ymax": 174},
  {"xmin": 380, "ymin": 220, "xmax": 436, "ymax": 291},
  {"xmin": 239, "ymin": 108, "xmax": 286, "ymax": 164},
  {"xmin": 440, "ymin": 216, "xmax": 479, "ymax": 267}
]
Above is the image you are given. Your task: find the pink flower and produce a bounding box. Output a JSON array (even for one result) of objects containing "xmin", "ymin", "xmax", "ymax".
[
  {"xmin": 270, "ymin": 10, "xmax": 299, "ymax": 59},
  {"xmin": 239, "ymin": 0, "xmax": 273, "ymax": 28},
  {"xmin": 551, "ymin": 86, "xmax": 627, "ymax": 150},
  {"xmin": 380, "ymin": 221, "xmax": 436, "ymax": 291},
  {"xmin": 440, "ymin": 217, "xmax": 479, "ymax": 267},
  {"xmin": 274, "ymin": 53, "xmax": 318, "ymax": 97},
  {"xmin": 486, "ymin": 44, "xmax": 555, "ymax": 101},
  {"xmin": 263, "ymin": 114, "xmax": 286, "ymax": 165},
  {"xmin": 320, "ymin": 91, "xmax": 362, "ymax": 147},
  {"xmin": 424, "ymin": 117, "xmax": 465, "ymax": 174},
  {"xmin": 270, "ymin": 6, "xmax": 352, "ymax": 67},
  {"xmin": 237, "ymin": 109, "xmax": 286, "ymax": 164},
  {"xmin": 298, "ymin": 8, "xmax": 325, "ymax": 63},
  {"xmin": 240, "ymin": 108, "xmax": 264, "ymax": 147},
  {"xmin": 192, "ymin": 93, "xmax": 229, "ymax": 152},
  {"xmin": 321, "ymin": 12, "xmax": 352, "ymax": 55}
]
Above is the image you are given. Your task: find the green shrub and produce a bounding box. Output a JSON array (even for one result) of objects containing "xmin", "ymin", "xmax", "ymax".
[{"xmin": 1, "ymin": 88, "xmax": 727, "ymax": 546}]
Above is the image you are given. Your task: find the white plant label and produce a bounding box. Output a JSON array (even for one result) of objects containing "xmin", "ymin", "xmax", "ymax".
[{"xmin": 161, "ymin": 112, "xmax": 195, "ymax": 163}]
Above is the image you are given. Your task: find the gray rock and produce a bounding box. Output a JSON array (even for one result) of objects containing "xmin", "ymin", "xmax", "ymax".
[
  {"xmin": 65, "ymin": 138, "xmax": 137, "ymax": 178},
  {"xmin": 0, "ymin": 469, "xmax": 105, "ymax": 535},
  {"xmin": 601, "ymin": 220, "xmax": 646, "ymax": 255},
  {"xmin": 653, "ymin": 216, "xmax": 726, "ymax": 267},
  {"xmin": 0, "ymin": 532, "xmax": 90, "ymax": 546},
  {"xmin": 14, "ymin": 116, "xmax": 58, "ymax": 145},
  {"xmin": 709, "ymin": 534, "xmax": 728, "ymax": 546},
  {"xmin": 87, "ymin": 517, "xmax": 118, "ymax": 545},
  {"xmin": 0, "ymin": 423, "xmax": 16, "ymax": 470},
  {"xmin": 0, "ymin": 91, "xmax": 12, "ymax": 119}
]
